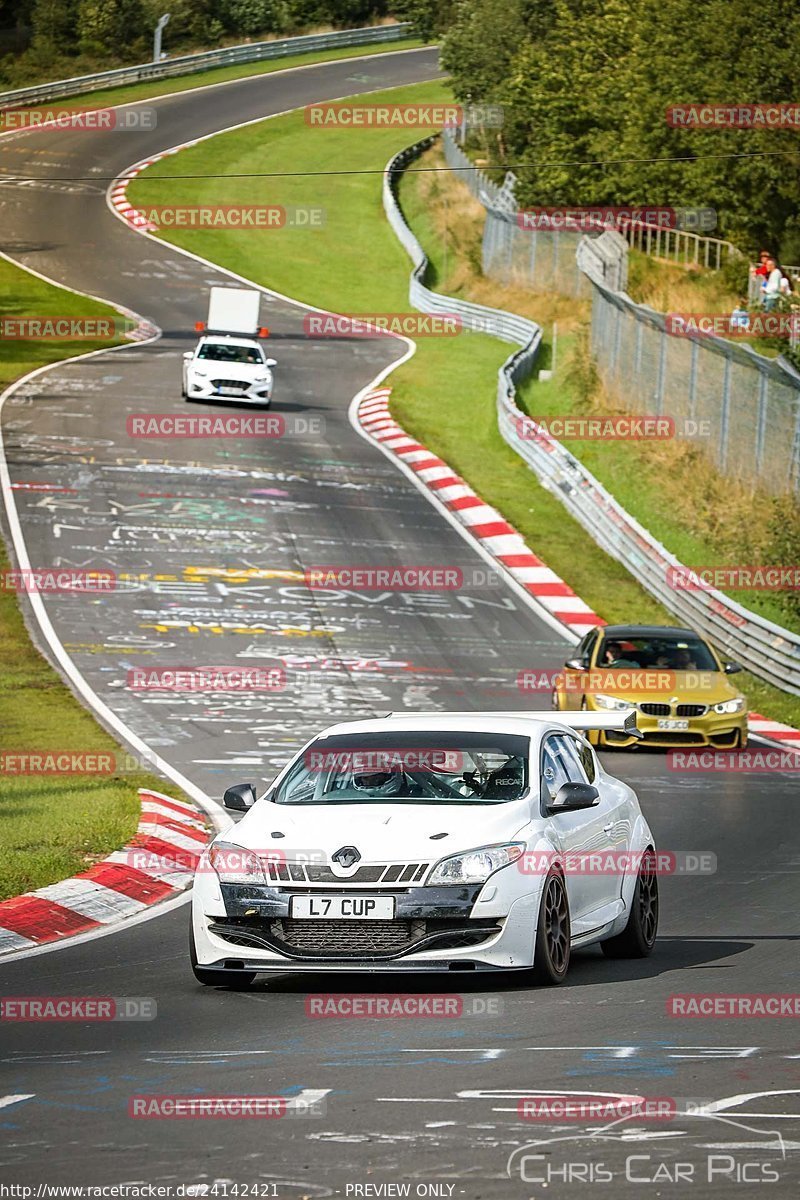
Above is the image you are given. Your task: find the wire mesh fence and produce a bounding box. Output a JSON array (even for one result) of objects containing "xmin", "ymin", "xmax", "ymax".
[{"xmin": 440, "ymin": 130, "xmax": 800, "ymax": 495}]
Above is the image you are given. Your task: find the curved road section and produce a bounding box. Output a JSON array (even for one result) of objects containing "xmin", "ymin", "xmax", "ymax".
[{"xmin": 0, "ymin": 48, "xmax": 798, "ymax": 1197}]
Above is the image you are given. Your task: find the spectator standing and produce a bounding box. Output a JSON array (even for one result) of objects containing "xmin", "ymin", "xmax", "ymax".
[
  {"xmin": 762, "ymin": 257, "xmax": 784, "ymax": 310},
  {"xmin": 752, "ymin": 249, "xmax": 771, "ymax": 280}
]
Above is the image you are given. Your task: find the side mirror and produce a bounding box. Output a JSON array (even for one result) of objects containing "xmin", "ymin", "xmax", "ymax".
[
  {"xmin": 223, "ymin": 783, "xmax": 257, "ymax": 811},
  {"xmin": 264, "ymin": 357, "xmax": 277, "ymax": 367},
  {"xmin": 182, "ymin": 351, "xmax": 193, "ymax": 360},
  {"xmin": 564, "ymin": 657, "xmax": 588, "ymax": 671},
  {"xmin": 724, "ymin": 661, "xmax": 743, "ymax": 675},
  {"xmin": 548, "ymin": 782, "xmax": 600, "ymax": 813}
]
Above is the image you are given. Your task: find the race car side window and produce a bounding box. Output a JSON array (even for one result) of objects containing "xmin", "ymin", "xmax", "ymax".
[
  {"xmin": 541, "ymin": 734, "xmax": 587, "ymax": 807},
  {"xmin": 572, "ymin": 737, "xmax": 596, "ymax": 783},
  {"xmin": 576, "ymin": 629, "xmax": 598, "ymax": 665}
]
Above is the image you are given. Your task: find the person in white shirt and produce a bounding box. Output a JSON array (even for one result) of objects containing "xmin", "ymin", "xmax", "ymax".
[{"xmin": 762, "ymin": 257, "xmax": 783, "ymax": 310}]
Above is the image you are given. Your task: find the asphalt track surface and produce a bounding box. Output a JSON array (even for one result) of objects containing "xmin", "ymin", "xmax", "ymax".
[{"xmin": 0, "ymin": 47, "xmax": 798, "ymax": 1197}]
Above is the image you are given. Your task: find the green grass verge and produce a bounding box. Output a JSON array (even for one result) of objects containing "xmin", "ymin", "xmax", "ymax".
[
  {"xmin": 127, "ymin": 83, "xmax": 800, "ymax": 729},
  {"xmin": 25, "ymin": 38, "xmax": 426, "ymax": 112},
  {"xmin": 0, "ymin": 255, "xmax": 184, "ymax": 899}
]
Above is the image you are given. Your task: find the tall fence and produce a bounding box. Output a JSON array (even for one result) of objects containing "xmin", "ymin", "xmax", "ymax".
[
  {"xmin": 386, "ymin": 134, "xmax": 800, "ymax": 694},
  {"xmin": 0, "ymin": 24, "xmax": 413, "ymax": 109},
  {"xmin": 441, "ymin": 129, "xmax": 800, "ymax": 496}
]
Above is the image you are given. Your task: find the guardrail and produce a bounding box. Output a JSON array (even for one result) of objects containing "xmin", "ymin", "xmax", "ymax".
[
  {"xmin": 386, "ymin": 135, "xmax": 800, "ymax": 695},
  {"xmin": 385, "ymin": 138, "xmax": 542, "ymax": 366},
  {"xmin": 0, "ymin": 24, "xmax": 413, "ymax": 109},
  {"xmin": 618, "ymin": 217, "xmax": 738, "ymax": 270}
]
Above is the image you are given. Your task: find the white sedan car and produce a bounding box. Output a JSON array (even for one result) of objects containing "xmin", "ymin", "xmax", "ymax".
[
  {"xmin": 182, "ymin": 336, "xmax": 276, "ymax": 405},
  {"xmin": 190, "ymin": 710, "xmax": 658, "ymax": 987}
]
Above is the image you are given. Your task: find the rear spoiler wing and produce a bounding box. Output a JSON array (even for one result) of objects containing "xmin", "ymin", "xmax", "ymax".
[{"xmin": 383, "ymin": 710, "xmax": 643, "ymax": 740}]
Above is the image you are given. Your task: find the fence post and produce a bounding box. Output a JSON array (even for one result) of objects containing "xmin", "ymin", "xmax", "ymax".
[
  {"xmin": 506, "ymin": 219, "xmax": 514, "ymax": 286},
  {"xmin": 528, "ymin": 225, "xmax": 537, "ymax": 285},
  {"xmin": 755, "ymin": 371, "xmax": 768, "ymax": 473},
  {"xmin": 610, "ymin": 303, "xmax": 620, "ymax": 376},
  {"xmin": 655, "ymin": 325, "xmax": 667, "ymax": 413},
  {"xmin": 719, "ymin": 355, "xmax": 732, "ymax": 472},
  {"xmin": 791, "ymin": 389, "xmax": 800, "ymax": 493},
  {"xmin": 688, "ymin": 340, "xmax": 699, "ymax": 425}
]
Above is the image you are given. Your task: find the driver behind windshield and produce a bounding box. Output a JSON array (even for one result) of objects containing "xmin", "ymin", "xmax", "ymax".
[
  {"xmin": 601, "ymin": 640, "xmax": 640, "ymax": 668},
  {"xmin": 277, "ymin": 736, "xmax": 530, "ymax": 804}
]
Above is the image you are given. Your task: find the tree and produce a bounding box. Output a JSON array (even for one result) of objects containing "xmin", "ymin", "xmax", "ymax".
[{"xmin": 76, "ymin": 0, "xmax": 146, "ymax": 56}]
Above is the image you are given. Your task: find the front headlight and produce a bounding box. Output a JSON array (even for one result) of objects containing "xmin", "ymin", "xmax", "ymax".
[
  {"xmin": 253, "ymin": 375, "xmax": 270, "ymax": 382},
  {"xmin": 427, "ymin": 843, "xmax": 525, "ymax": 886},
  {"xmin": 713, "ymin": 698, "xmax": 746, "ymax": 715},
  {"xmin": 208, "ymin": 840, "xmax": 265, "ymax": 884},
  {"xmin": 594, "ymin": 693, "xmax": 631, "ymax": 711}
]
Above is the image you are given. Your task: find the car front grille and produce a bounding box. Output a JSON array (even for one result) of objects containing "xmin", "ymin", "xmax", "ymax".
[
  {"xmin": 264, "ymin": 860, "xmax": 431, "ymax": 887},
  {"xmin": 275, "ymin": 918, "xmax": 421, "ymax": 956},
  {"xmin": 210, "ymin": 378, "xmax": 250, "ymax": 390},
  {"xmin": 639, "ymin": 702, "xmax": 708, "ymax": 718},
  {"xmin": 209, "ymin": 917, "xmax": 501, "ymax": 960}
]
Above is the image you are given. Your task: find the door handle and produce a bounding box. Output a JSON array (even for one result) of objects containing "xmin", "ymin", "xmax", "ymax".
[{"xmin": 603, "ymin": 823, "xmax": 613, "ymax": 833}]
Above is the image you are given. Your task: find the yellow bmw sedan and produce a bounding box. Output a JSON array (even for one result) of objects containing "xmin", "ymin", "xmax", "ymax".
[{"xmin": 552, "ymin": 624, "xmax": 748, "ymax": 749}]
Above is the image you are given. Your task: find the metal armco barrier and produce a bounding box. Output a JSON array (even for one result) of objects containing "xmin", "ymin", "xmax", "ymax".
[
  {"xmin": 386, "ymin": 136, "xmax": 800, "ymax": 695},
  {"xmin": 0, "ymin": 25, "xmax": 413, "ymax": 109}
]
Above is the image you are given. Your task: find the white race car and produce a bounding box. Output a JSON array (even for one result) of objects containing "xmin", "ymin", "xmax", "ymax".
[
  {"xmin": 182, "ymin": 336, "xmax": 276, "ymax": 406},
  {"xmin": 190, "ymin": 710, "xmax": 658, "ymax": 987}
]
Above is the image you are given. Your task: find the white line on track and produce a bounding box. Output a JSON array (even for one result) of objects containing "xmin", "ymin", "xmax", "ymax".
[{"xmin": 0, "ymin": 1094, "xmax": 35, "ymax": 1110}]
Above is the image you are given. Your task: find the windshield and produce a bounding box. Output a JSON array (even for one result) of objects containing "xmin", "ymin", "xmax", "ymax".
[
  {"xmin": 197, "ymin": 342, "xmax": 263, "ymax": 364},
  {"xmin": 596, "ymin": 634, "xmax": 718, "ymax": 672},
  {"xmin": 273, "ymin": 731, "xmax": 531, "ymax": 806}
]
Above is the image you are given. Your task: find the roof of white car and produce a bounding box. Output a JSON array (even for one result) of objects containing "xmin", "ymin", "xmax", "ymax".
[{"xmin": 316, "ymin": 712, "xmax": 576, "ymax": 740}]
